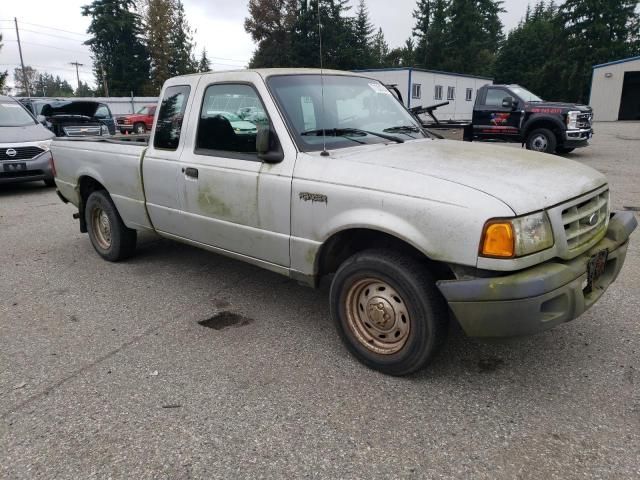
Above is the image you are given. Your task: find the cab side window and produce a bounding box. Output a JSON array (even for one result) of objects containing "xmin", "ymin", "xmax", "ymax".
[
  {"xmin": 484, "ymin": 89, "xmax": 508, "ymax": 107},
  {"xmin": 95, "ymin": 104, "xmax": 111, "ymax": 119},
  {"xmin": 154, "ymin": 85, "xmax": 190, "ymax": 150},
  {"xmin": 196, "ymin": 84, "xmax": 269, "ymax": 157}
]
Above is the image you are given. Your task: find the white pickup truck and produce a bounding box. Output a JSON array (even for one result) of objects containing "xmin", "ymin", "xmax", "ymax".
[{"xmin": 51, "ymin": 69, "xmax": 637, "ymax": 376}]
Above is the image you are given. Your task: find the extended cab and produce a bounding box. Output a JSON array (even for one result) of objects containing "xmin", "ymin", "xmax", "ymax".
[{"xmin": 51, "ymin": 69, "xmax": 636, "ymax": 376}]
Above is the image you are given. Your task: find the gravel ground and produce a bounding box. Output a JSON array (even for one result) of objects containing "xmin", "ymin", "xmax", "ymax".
[{"xmin": 1, "ymin": 122, "xmax": 639, "ymax": 479}]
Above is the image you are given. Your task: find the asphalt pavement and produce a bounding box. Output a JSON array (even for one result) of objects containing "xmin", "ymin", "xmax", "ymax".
[{"xmin": 1, "ymin": 122, "xmax": 639, "ymax": 479}]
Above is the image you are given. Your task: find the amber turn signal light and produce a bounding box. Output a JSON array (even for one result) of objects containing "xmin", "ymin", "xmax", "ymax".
[{"xmin": 480, "ymin": 221, "xmax": 515, "ymax": 258}]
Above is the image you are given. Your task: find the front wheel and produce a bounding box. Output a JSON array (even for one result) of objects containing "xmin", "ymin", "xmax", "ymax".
[
  {"xmin": 330, "ymin": 249, "xmax": 448, "ymax": 376},
  {"xmin": 134, "ymin": 122, "xmax": 146, "ymax": 134},
  {"xmin": 526, "ymin": 128, "xmax": 557, "ymax": 153},
  {"xmin": 85, "ymin": 190, "xmax": 137, "ymax": 261}
]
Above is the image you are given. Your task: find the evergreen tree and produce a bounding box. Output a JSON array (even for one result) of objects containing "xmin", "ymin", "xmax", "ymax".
[
  {"xmin": 13, "ymin": 67, "xmax": 39, "ymax": 96},
  {"xmin": 370, "ymin": 27, "xmax": 389, "ymax": 67},
  {"xmin": 560, "ymin": 0, "xmax": 640, "ymax": 101},
  {"xmin": 444, "ymin": 0, "xmax": 504, "ymax": 76},
  {"xmin": 0, "ymin": 34, "xmax": 7, "ymax": 94},
  {"xmin": 76, "ymin": 80, "xmax": 96, "ymax": 96},
  {"xmin": 245, "ymin": 0, "xmax": 294, "ymax": 68},
  {"xmin": 82, "ymin": 0, "xmax": 150, "ymax": 96},
  {"xmin": 353, "ymin": 0, "xmax": 375, "ymax": 69},
  {"xmin": 424, "ymin": 0, "xmax": 448, "ymax": 70},
  {"xmin": 412, "ymin": 0, "xmax": 431, "ymax": 67},
  {"xmin": 169, "ymin": 0, "xmax": 197, "ymax": 76},
  {"xmin": 198, "ymin": 49, "xmax": 211, "ymax": 72},
  {"xmin": 145, "ymin": 0, "xmax": 173, "ymax": 92}
]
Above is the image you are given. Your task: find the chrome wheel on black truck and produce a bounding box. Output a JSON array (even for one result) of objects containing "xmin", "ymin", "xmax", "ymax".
[
  {"xmin": 330, "ymin": 249, "xmax": 448, "ymax": 376},
  {"xmin": 525, "ymin": 128, "xmax": 557, "ymax": 153}
]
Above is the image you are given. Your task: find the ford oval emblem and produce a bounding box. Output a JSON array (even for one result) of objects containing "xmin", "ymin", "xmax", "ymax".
[
  {"xmin": 6, "ymin": 148, "xmax": 17, "ymax": 157},
  {"xmin": 587, "ymin": 212, "xmax": 598, "ymax": 226}
]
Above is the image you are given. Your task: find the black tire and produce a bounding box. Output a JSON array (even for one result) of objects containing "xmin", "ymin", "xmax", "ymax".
[
  {"xmin": 134, "ymin": 122, "xmax": 146, "ymax": 134},
  {"xmin": 330, "ymin": 249, "xmax": 448, "ymax": 376},
  {"xmin": 556, "ymin": 147, "xmax": 575, "ymax": 154},
  {"xmin": 85, "ymin": 190, "xmax": 137, "ymax": 262},
  {"xmin": 525, "ymin": 128, "xmax": 557, "ymax": 153},
  {"xmin": 43, "ymin": 178, "xmax": 56, "ymax": 187}
]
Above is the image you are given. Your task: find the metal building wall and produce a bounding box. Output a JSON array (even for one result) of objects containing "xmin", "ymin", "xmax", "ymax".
[{"xmin": 590, "ymin": 58, "xmax": 640, "ymax": 121}]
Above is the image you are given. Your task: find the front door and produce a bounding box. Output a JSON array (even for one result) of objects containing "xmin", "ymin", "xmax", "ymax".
[
  {"xmin": 177, "ymin": 81, "xmax": 291, "ymax": 267},
  {"xmin": 473, "ymin": 88, "xmax": 521, "ymax": 140}
]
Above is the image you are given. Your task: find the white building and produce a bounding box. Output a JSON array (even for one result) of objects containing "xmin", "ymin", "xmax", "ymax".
[
  {"xmin": 355, "ymin": 67, "xmax": 493, "ymax": 121},
  {"xmin": 590, "ymin": 56, "xmax": 640, "ymax": 121}
]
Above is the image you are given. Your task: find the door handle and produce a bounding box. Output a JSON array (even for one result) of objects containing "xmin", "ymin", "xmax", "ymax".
[{"xmin": 183, "ymin": 167, "xmax": 198, "ymax": 179}]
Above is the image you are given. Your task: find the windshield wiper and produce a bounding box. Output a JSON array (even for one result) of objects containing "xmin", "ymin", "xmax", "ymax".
[
  {"xmin": 301, "ymin": 128, "xmax": 404, "ymax": 144},
  {"xmin": 383, "ymin": 125, "xmax": 422, "ymax": 138}
]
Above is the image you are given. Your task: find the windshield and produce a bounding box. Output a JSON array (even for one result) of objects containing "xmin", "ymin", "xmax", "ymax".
[
  {"xmin": 0, "ymin": 100, "xmax": 36, "ymax": 127},
  {"xmin": 510, "ymin": 86, "xmax": 543, "ymax": 102},
  {"xmin": 267, "ymin": 74, "xmax": 427, "ymax": 151},
  {"xmin": 136, "ymin": 106, "xmax": 150, "ymax": 115}
]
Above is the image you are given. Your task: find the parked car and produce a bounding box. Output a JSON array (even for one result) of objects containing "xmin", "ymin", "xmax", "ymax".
[
  {"xmin": 117, "ymin": 105, "xmax": 156, "ymax": 134},
  {"xmin": 204, "ymin": 110, "xmax": 259, "ymax": 135},
  {"xmin": 0, "ymin": 95, "xmax": 55, "ymax": 186},
  {"xmin": 409, "ymin": 84, "xmax": 594, "ymax": 154},
  {"xmin": 51, "ymin": 69, "xmax": 636, "ymax": 376},
  {"xmin": 21, "ymin": 98, "xmax": 117, "ymax": 137}
]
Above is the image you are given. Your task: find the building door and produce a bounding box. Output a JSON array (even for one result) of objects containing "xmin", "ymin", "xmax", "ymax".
[{"xmin": 619, "ymin": 71, "xmax": 640, "ymax": 121}]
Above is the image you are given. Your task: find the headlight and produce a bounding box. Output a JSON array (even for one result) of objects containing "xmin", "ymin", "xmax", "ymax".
[
  {"xmin": 100, "ymin": 124, "xmax": 110, "ymax": 136},
  {"xmin": 36, "ymin": 140, "xmax": 51, "ymax": 152},
  {"xmin": 480, "ymin": 212, "xmax": 554, "ymax": 258},
  {"xmin": 566, "ymin": 111, "xmax": 580, "ymax": 130}
]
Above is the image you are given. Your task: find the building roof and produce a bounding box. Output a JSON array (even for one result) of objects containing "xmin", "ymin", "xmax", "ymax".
[
  {"xmin": 353, "ymin": 67, "xmax": 494, "ymax": 81},
  {"xmin": 592, "ymin": 56, "xmax": 640, "ymax": 69}
]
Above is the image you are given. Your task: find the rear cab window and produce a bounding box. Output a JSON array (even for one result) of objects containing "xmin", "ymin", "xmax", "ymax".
[{"xmin": 154, "ymin": 85, "xmax": 191, "ymax": 150}]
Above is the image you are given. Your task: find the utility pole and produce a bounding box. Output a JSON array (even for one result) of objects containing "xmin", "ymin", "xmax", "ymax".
[
  {"xmin": 70, "ymin": 61, "xmax": 84, "ymax": 91},
  {"xmin": 14, "ymin": 17, "xmax": 31, "ymax": 97}
]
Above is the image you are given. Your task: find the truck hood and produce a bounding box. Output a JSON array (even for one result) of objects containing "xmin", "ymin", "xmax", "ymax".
[
  {"xmin": 330, "ymin": 139, "xmax": 607, "ymax": 215},
  {"xmin": 0, "ymin": 122, "xmax": 55, "ymax": 143}
]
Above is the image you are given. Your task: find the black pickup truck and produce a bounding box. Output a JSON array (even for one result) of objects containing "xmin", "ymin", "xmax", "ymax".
[{"xmin": 407, "ymin": 84, "xmax": 594, "ymax": 155}]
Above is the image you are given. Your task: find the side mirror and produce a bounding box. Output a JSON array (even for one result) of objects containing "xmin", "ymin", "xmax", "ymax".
[
  {"xmin": 256, "ymin": 125, "xmax": 284, "ymax": 163},
  {"xmin": 502, "ymin": 97, "xmax": 515, "ymax": 109},
  {"xmin": 36, "ymin": 114, "xmax": 47, "ymax": 125}
]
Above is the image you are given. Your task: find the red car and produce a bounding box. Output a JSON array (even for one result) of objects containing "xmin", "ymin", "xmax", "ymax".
[{"xmin": 117, "ymin": 105, "xmax": 156, "ymax": 134}]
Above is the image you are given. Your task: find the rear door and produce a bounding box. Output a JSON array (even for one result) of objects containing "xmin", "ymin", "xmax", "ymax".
[
  {"xmin": 142, "ymin": 81, "xmax": 197, "ymax": 236},
  {"xmin": 473, "ymin": 87, "xmax": 521, "ymax": 140}
]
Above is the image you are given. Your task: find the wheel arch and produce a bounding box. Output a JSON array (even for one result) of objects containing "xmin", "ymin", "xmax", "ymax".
[
  {"xmin": 523, "ymin": 116, "xmax": 565, "ymax": 138},
  {"xmin": 314, "ymin": 227, "xmax": 455, "ymax": 286},
  {"xmin": 77, "ymin": 175, "xmax": 108, "ymax": 233}
]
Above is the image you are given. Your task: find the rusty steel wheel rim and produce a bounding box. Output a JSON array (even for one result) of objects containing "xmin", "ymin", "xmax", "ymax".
[
  {"xmin": 91, "ymin": 206, "xmax": 112, "ymax": 250},
  {"xmin": 345, "ymin": 278, "xmax": 411, "ymax": 355}
]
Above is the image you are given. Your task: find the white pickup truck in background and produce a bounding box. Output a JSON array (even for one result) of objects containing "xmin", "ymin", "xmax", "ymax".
[{"xmin": 51, "ymin": 69, "xmax": 637, "ymax": 376}]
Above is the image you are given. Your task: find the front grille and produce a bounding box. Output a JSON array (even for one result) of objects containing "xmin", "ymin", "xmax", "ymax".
[
  {"xmin": 577, "ymin": 113, "xmax": 592, "ymax": 129},
  {"xmin": 561, "ymin": 190, "xmax": 609, "ymax": 251},
  {"xmin": 0, "ymin": 146, "xmax": 45, "ymax": 161},
  {"xmin": 63, "ymin": 126, "xmax": 101, "ymax": 137}
]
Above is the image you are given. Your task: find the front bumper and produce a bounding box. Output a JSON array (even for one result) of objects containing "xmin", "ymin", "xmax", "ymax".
[
  {"xmin": 0, "ymin": 151, "xmax": 53, "ymax": 185},
  {"xmin": 563, "ymin": 128, "xmax": 592, "ymax": 148},
  {"xmin": 437, "ymin": 211, "xmax": 637, "ymax": 338}
]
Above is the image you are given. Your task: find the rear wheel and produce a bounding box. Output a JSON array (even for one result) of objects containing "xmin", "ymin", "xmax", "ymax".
[
  {"xmin": 330, "ymin": 249, "xmax": 448, "ymax": 376},
  {"xmin": 134, "ymin": 122, "xmax": 146, "ymax": 134},
  {"xmin": 556, "ymin": 146, "xmax": 575, "ymax": 154},
  {"xmin": 85, "ymin": 190, "xmax": 137, "ymax": 261},
  {"xmin": 526, "ymin": 128, "xmax": 557, "ymax": 153}
]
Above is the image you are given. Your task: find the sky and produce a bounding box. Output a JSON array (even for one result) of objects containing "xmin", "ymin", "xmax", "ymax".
[{"xmin": 0, "ymin": 0, "xmax": 560, "ymax": 93}]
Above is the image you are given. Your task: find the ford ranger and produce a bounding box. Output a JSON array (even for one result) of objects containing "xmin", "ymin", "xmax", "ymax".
[{"xmin": 50, "ymin": 69, "xmax": 636, "ymax": 376}]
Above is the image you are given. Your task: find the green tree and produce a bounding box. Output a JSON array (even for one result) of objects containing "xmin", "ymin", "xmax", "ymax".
[
  {"xmin": 444, "ymin": 0, "xmax": 504, "ymax": 76},
  {"xmin": 0, "ymin": 34, "xmax": 7, "ymax": 94},
  {"xmin": 424, "ymin": 0, "xmax": 448, "ymax": 70},
  {"xmin": 82, "ymin": 0, "xmax": 150, "ymax": 96},
  {"xmin": 76, "ymin": 80, "xmax": 96, "ymax": 96},
  {"xmin": 245, "ymin": 0, "xmax": 295, "ymax": 68},
  {"xmin": 495, "ymin": 1, "xmax": 567, "ymax": 100},
  {"xmin": 353, "ymin": 0, "xmax": 375, "ymax": 68},
  {"xmin": 560, "ymin": 0, "xmax": 640, "ymax": 101},
  {"xmin": 169, "ymin": 0, "xmax": 197, "ymax": 76},
  {"xmin": 370, "ymin": 27, "xmax": 389, "ymax": 66},
  {"xmin": 198, "ymin": 48, "xmax": 211, "ymax": 72},
  {"xmin": 144, "ymin": 0, "xmax": 173, "ymax": 92},
  {"xmin": 13, "ymin": 66, "xmax": 39, "ymax": 96},
  {"xmin": 412, "ymin": 0, "xmax": 432, "ymax": 67}
]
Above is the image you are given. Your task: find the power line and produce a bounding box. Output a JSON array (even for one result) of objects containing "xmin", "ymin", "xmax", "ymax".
[
  {"xmin": 0, "ymin": 20, "xmax": 89, "ymax": 38},
  {"xmin": 0, "ymin": 63, "xmax": 93, "ymax": 73},
  {"xmin": 0, "ymin": 27, "xmax": 90, "ymax": 42},
  {"xmin": 3, "ymin": 39, "xmax": 90, "ymax": 55}
]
